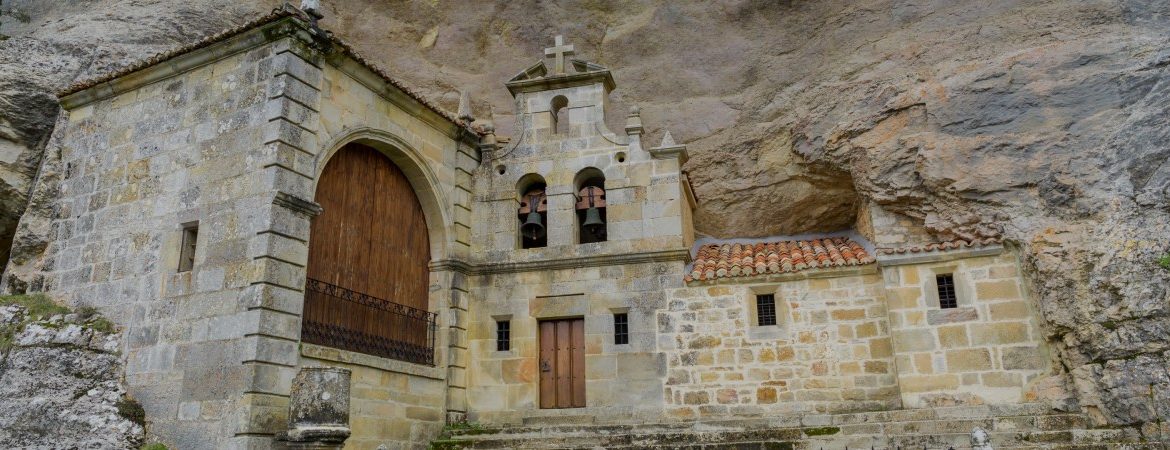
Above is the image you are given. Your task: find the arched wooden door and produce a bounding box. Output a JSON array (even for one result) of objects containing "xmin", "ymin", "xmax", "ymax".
[{"xmin": 301, "ymin": 143, "xmax": 434, "ymax": 364}]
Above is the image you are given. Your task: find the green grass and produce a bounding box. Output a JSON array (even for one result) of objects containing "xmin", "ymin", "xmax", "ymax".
[
  {"xmin": 141, "ymin": 443, "xmax": 168, "ymax": 450},
  {"xmin": 0, "ymin": 294, "xmax": 119, "ymax": 351},
  {"xmin": 77, "ymin": 305, "xmax": 116, "ymax": 333},
  {"xmin": 0, "ymin": 294, "xmax": 70, "ymax": 351},
  {"xmin": 1158, "ymin": 254, "xmax": 1170, "ymax": 271},
  {"xmin": 0, "ymin": 294, "xmax": 69, "ymax": 320}
]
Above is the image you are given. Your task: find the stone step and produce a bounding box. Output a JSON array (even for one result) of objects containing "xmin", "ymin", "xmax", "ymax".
[
  {"xmin": 445, "ymin": 413, "xmax": 1090, "ymax": 440},
  {"xmin": 435, "ymin": 429, "xmax": 1123, "ymax": 450},
  {"xmin": 434, "ymin": 421, "xmax": 1150, "ymax": 450},
  {"xmin": 431, "ymin": 407, "xmax": 1153, "ymax": 450}
]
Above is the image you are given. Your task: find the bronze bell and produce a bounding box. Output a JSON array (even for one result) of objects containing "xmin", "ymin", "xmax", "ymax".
[
  {"xmin": 521, "ymin": 211, "xmax": 545, "ymax": 240},
  {"xmin": 582, "ymin": 206, "xmax": 604, "ymax": 236}
]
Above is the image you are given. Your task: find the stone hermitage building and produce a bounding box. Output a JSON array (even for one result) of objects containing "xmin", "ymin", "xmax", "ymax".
[{"xmin": 1, "ymin": 6, "xmax": 1065, "ymax": 450}]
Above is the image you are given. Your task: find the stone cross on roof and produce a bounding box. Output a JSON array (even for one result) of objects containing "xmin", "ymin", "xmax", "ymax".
[{"xmin": 544, "ymin": 35, "xmax": 575, "ymax": 75}]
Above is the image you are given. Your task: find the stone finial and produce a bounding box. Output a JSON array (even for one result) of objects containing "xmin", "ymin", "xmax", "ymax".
[
  {"xmin": 544, "ymin": 35, "xmax": 576, "ymax": 75},
  {"xmin": 971, "ymin": 426, "xmax": 994, "ymax": 450},
  {"xmin": 300, "ymin": 0, "xmax": 324, "ymax": 19},
  {"xmin": 458, "ymin": 90, "xmax": 474, "ymax": 123},
  {"xmin": 625, "ymin": 105, "xmax": 643, "ymax": 136},
  {"xmin": 659, "ymin": 130, "xmax": 677, "ymax": 147}
]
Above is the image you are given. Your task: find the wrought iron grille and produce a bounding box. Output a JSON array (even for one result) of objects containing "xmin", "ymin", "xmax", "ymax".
[
  {"xmin": 757, "ymin": 294, "xmax": 778, "ymax": 326},
  {"xmin": 301, "ymin": 278, "xmax": 437, "ymax": 366},
  {"xmin": 936, "ymin": 273, "xmax": 958, "ymax": 309}
]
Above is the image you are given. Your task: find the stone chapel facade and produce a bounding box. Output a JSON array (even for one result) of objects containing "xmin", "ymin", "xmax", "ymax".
[{"xmin": 0, "ymin": 7, "xmax": 1059, "ymax": 450}]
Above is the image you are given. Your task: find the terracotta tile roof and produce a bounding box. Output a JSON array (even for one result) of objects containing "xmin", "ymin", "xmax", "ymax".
[
  {"xmin": 876, "ymin": 237, "xmax": 1002, "ymax": 255},
  {"xmin": 686, "ymin": 237, "xmax": 875, "ymax": 283},
  {"xmin": 57, "ymin": 5, "xmax": 471, "ymax": 131}
]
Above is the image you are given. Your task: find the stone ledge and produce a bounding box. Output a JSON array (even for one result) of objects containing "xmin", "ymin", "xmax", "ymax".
[
  {"xmin": 300, "ymin": 343, "xmax": 445, "ymax": 380},
  {"xmin": 431, "ymin": 248, "xmax": 691, "ymax": 276},
  {"xmin": 876, "ymin": 245, "xmax": 1004, "ymax": 267}
]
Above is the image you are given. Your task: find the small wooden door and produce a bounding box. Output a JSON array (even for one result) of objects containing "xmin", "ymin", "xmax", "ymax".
[{"xmin": 539, "ymin": 319, "xmax": 586, "ymax": 408}]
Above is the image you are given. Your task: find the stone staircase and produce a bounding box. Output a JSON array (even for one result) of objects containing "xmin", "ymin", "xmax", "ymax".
[{"xmin": 430, "ymin": 404, "xmax": 1162, "ymax": 449}]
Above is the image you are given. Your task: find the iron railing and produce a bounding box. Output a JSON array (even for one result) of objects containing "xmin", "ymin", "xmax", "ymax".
[{"xmin": 301, "ymin": 278, "xmax": 437, "ymax": 366}]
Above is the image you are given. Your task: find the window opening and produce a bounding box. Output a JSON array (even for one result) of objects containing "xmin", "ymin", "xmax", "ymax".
[
  {"xmin": 178, "ymin": 223, "xmax": 199, "ymax": 272},
  {"xmin": 937, "ymin": 274, "xmax": 958, "ymax": 309},
  {"xmin": 496, "ymin": 320, "xmax": 511, "ymax": 351},
  {"xmin": 614, "ymin": 313, "xmax": 629, "ymax": 345},
  {"xmin": 552, "ymin": 95, "xmax": 569, "ymax": 135},
  {"xmin": 756, "ymin": 294, "xmax": 777, "ymax": 326}
]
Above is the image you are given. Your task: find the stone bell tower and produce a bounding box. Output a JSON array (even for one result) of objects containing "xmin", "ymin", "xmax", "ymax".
[
  {"xmin": 505, "ymin": 35, "xmax": 623, "ymax": 150},
  {"xmin": 462, "ymin": 35, "xmax": 697, "ymax": 423},
  {"xmin": 470, "ymin": 34, "xmax": 695, "ymax": 258}
]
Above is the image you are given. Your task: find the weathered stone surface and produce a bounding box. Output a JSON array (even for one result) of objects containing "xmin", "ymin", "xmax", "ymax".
[
  {"xmin": 0, "ymin": 304, "xmax": 143, "ymax": 449},
  {"xmin": 0, "ymin": 0, "xmax": 1167, "ymax": 431}
]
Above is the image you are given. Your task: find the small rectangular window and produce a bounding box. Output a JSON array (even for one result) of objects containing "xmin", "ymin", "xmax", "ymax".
[
  {"xmin": 937, "ymin": 274, "xmax": 958, "ymax": 309},
  {"xmin": 756, "ymin": 294, "xmax": 777, "ymax": 326},
  {"xmin": 496, "ymin": 320, "xmax": 511, "ymax": 352},
  {"xmin": 178, "ymin": 223, "xmax": 199, "ymax": 273},
  {"xmin": 614, "ymin": 313, "xmax": 629, "ymax": 345}
]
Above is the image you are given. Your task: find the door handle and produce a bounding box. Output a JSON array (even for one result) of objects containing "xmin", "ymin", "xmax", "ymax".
[{"xmin": 540, "ymin": 359, "xmax": 552, "ymax": 372}]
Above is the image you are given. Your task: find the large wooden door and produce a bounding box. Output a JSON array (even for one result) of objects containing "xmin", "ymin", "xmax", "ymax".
[
  {"xmin": 539, "ymin": 319, "xmax": 586, "ymax": 408},
  {"xmin": 307, "ymin": 143, "xmax": 430, "ymax": 308},
  {"xmin": 302, "ymin": 143, "xmax": 432, "ymax": 362}
]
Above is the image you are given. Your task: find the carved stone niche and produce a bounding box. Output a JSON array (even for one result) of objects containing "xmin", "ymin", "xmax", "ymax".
[{"xmin": 275, "ymin": 367, "xmax": 352, "ymax": 449}]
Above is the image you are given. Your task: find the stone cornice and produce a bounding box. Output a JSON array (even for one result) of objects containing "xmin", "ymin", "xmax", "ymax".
[
  {"xmin": 505, "ymin": 69, "xmax": 617, "ymax": 96},
  {"xmin": 876, "ymin": 245, "xmax": 1004, "ymax": 267},
  {"xmin": 430, "ymin": 248, "xmax": 692, "ymax": 276},
  {"xmin": 60, "ymin": 16, "xmax": 307, "ymax": 109},
  {"xmin": 650, "ymin": 144, "xmax": 689, "ymax": 165},
  {"xmin": 272, "ymin": 192, "xmax": 323, "ymax": 217}
]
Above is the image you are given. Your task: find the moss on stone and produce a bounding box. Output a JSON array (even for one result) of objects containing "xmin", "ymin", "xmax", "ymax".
[
  {"xmin": 443, "ymin": 421, "xmax": 488, "ymax": 433},
  {"xmin": 1158, "ymin": 254, "xmax": 1170, "ymax": 271},
  {"xmin": 141, "ymin": 444, "xmax": 168, "ymax": 450},
  {"xmin": 116, "ymin": 396, "xmax": 146, "ymax": 427},
  {"xmin": 802, "ymin": 426, "xmax": 841, "ymax": 436},
  {"xmin": 428, "ymin": 439, "xmax": 471, "ymax": 450},
  {"xmin": 764, "ymin": 442, "xmax": 796, "ymax": 450}
]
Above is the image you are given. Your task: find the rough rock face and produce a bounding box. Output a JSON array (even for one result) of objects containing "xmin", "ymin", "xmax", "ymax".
[
  {"xmin": 0, "ymin": 303, "xmax": 143, "ymax": 448},
  {"xmin": 1, "ymin": 0, "xmax": 1168, "ymax": 430}
]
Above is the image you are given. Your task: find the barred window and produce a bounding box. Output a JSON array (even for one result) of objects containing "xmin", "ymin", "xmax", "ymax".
[
  {"xmin": 937, "ymin": 274, "xmax": 958, "ymax": 309},
  {"xmin": 756, "ymin": 294, "xmax": 777, "ymax": 326},
  {"xmin": 496, "ymin": 320, "xmax": 511, "ymax": 351},
  {"xmin": 614, "ymin": 313, "xmax": 629, "ymax": 345}
]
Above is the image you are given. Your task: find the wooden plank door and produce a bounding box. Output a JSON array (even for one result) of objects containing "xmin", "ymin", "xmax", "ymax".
[
  {"xmin": 304, "ymin": 143, "xmax": 432, "ymax": 356},
  {"xmin": 538, "ymin": 318, "xmax": 585, "ymax": 408}
]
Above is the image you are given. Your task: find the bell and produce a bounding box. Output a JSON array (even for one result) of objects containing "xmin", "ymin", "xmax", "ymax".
[
  {"xmin": 521, "ymin": 211, "xmax": 545, "ymax": 240},
  {"xmin": 582, "ymin": 206, "xmax": 605, "ymax": 236}
]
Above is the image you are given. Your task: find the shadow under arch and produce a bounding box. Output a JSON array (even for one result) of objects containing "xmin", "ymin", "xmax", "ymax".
[{"xmin": 315, "ymin": 128, "xmax": 452, "ymax": 260}]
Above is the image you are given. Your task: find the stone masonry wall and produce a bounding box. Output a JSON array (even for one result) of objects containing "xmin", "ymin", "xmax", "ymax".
[
  {"xmin": 300, "ymin": 346, "xmax": 447, "ymax": 450},
  {"xmin": 662, "ymin": 269, "xmax": 901, "ymax": 420},
  {"xmin": 465, "ymin": 260, "xmax": 685, "ymax": 425},
  {"xmin": 4, "ymin": 40, "xmax": 290, "ymax": 449},
  {"xmin": 2, "ymin": 16, "xmax": 476, "ymax": 449},
  {"xmin": 882, "ymin": 248, "xmax": 1052, "ymax": 408}
]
